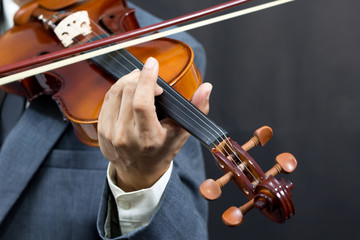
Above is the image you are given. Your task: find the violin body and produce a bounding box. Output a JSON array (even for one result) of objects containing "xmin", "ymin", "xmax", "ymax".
[{"xmin": 0, "ymin": 0, "xmax": 202, "ymax": 146}]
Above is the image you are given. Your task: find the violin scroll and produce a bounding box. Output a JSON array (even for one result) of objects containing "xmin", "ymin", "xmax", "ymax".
[
  {"xmin": 199, "ymin": 126, "xmax": 297, "ymax": 226},
  {"xmin": 253, "ymin": 176, "xmax": 294, "ymax": 223}
]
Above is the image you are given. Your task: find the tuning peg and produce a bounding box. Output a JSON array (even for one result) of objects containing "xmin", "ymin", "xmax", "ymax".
[
  {"xmin": 222, "ymin": 199, "xmax": 254, "ymax": 226},
  {"xmin": 222, "ymin": 152, "xmax": 297, "ymax": 226},
  {"xmin": 265, "ymin": 152, "xmax": 297, "ymax": 177},
  {"xmin": 199, "ymin": 172, "xmax": 233, "ymax": 200},
  {"xmin": 242, "ymin": 126, "xmax": 273, "ymax": 151}
]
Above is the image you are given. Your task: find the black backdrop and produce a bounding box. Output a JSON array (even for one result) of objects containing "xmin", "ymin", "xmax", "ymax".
[{"xmin": 131, "ymin": 0, "xmax": 360, "ymax": 239}]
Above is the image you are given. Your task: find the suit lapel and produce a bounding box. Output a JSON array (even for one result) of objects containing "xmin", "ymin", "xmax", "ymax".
[{"xmin": 0, "ymin": 97, "xmax": 68, "ymax": 224}]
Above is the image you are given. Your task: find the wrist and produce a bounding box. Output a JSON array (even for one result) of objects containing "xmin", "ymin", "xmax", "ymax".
[{"xmin": 113, "ymin": 161, "xmax": 171, "ymax": 192}]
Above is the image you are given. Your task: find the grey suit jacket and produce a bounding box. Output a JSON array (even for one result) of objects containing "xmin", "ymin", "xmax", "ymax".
[{"xmin": 0, "ymin": 2, "xmax": 208, "ymax": 240}]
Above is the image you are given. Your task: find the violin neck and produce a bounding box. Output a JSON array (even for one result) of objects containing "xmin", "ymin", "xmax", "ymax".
[{"xmin": 90, "ymin": 44, "xmax": 228, "ymax": 149}]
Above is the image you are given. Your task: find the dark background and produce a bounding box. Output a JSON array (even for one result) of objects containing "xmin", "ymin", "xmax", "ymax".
[{"xmin": 132, "ymin": 0, "xmax": 360, "ymax": 239}]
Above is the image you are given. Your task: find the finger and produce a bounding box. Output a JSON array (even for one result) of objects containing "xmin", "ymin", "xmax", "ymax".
[
  {"xmin": 98, "ymin": 76, "xmax": 127, "ymax": 135},
  {"xmin": 155, "ymin": 83, "xmax": 163, "ymax": 96},
  {"xmin": 117, "ymin": 70, "xmax": 141, "ymax": 125},
  {"xmin": 161, "ymin": 118, "xmax": 190, "ymax": 142},
  {"xmin": 133, "ymin": 57, "xmax": 162, "ymax": 134},
  {"xmin": 190, "ymin": 82, "xmax": 213, "ymax": 115}
]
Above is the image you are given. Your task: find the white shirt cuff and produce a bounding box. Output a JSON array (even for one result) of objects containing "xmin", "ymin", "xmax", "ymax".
[{"xmin": 107, "ymin": 161, "xmax": 173, "ymax": 235}]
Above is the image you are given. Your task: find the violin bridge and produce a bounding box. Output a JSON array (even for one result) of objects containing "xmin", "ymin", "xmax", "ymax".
[{"xmin": 54, "ymin": 11, "xmax": 92, "ymax": 47}]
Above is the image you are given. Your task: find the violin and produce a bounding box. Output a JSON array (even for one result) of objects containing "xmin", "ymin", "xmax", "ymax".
[{"xmin": 0, "ymin": 0, "xmax": 297, "ymax": 226}]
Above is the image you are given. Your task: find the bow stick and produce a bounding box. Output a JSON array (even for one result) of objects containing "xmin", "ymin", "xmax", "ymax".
[{"xmin": 0, "ymin": 0, "xmax": 294, "ymax": 85}]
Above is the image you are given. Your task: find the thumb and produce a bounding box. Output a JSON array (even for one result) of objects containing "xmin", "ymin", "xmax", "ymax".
[
  {"xmin": 191, "ymin": 82, "xmax": 213, "ymax": 115},
  {"xmin": 160, "ymin": 82, "xmax": 213, "ymax": 146}
]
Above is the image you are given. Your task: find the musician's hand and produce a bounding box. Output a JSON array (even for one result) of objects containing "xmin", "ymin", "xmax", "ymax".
[{"xmin": 98, "ymin": 57, "xmax": 212, "ymax": 191}]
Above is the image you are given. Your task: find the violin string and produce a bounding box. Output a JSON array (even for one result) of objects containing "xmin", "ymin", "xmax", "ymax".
[
  {"xmin": 85, "ymin": 23, "xmax": 219, "ymax": 148},
  {"xmin": 86, "ymin": 19, "xmax": 257, "ymax": 181},
  {"xmin": 87, "ymin": 19, "xmax": 224, "ymax": 141}
]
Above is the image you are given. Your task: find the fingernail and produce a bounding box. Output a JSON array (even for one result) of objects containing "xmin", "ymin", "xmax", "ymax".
[{"xmin": 144, "ymin": 57, "xmax": 157, "ymax": 69}]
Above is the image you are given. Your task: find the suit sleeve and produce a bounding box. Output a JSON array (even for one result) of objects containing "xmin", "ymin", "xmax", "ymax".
[{"xmin": 97, "ymin": 137, "xmax": 208, "ymax": 240}]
